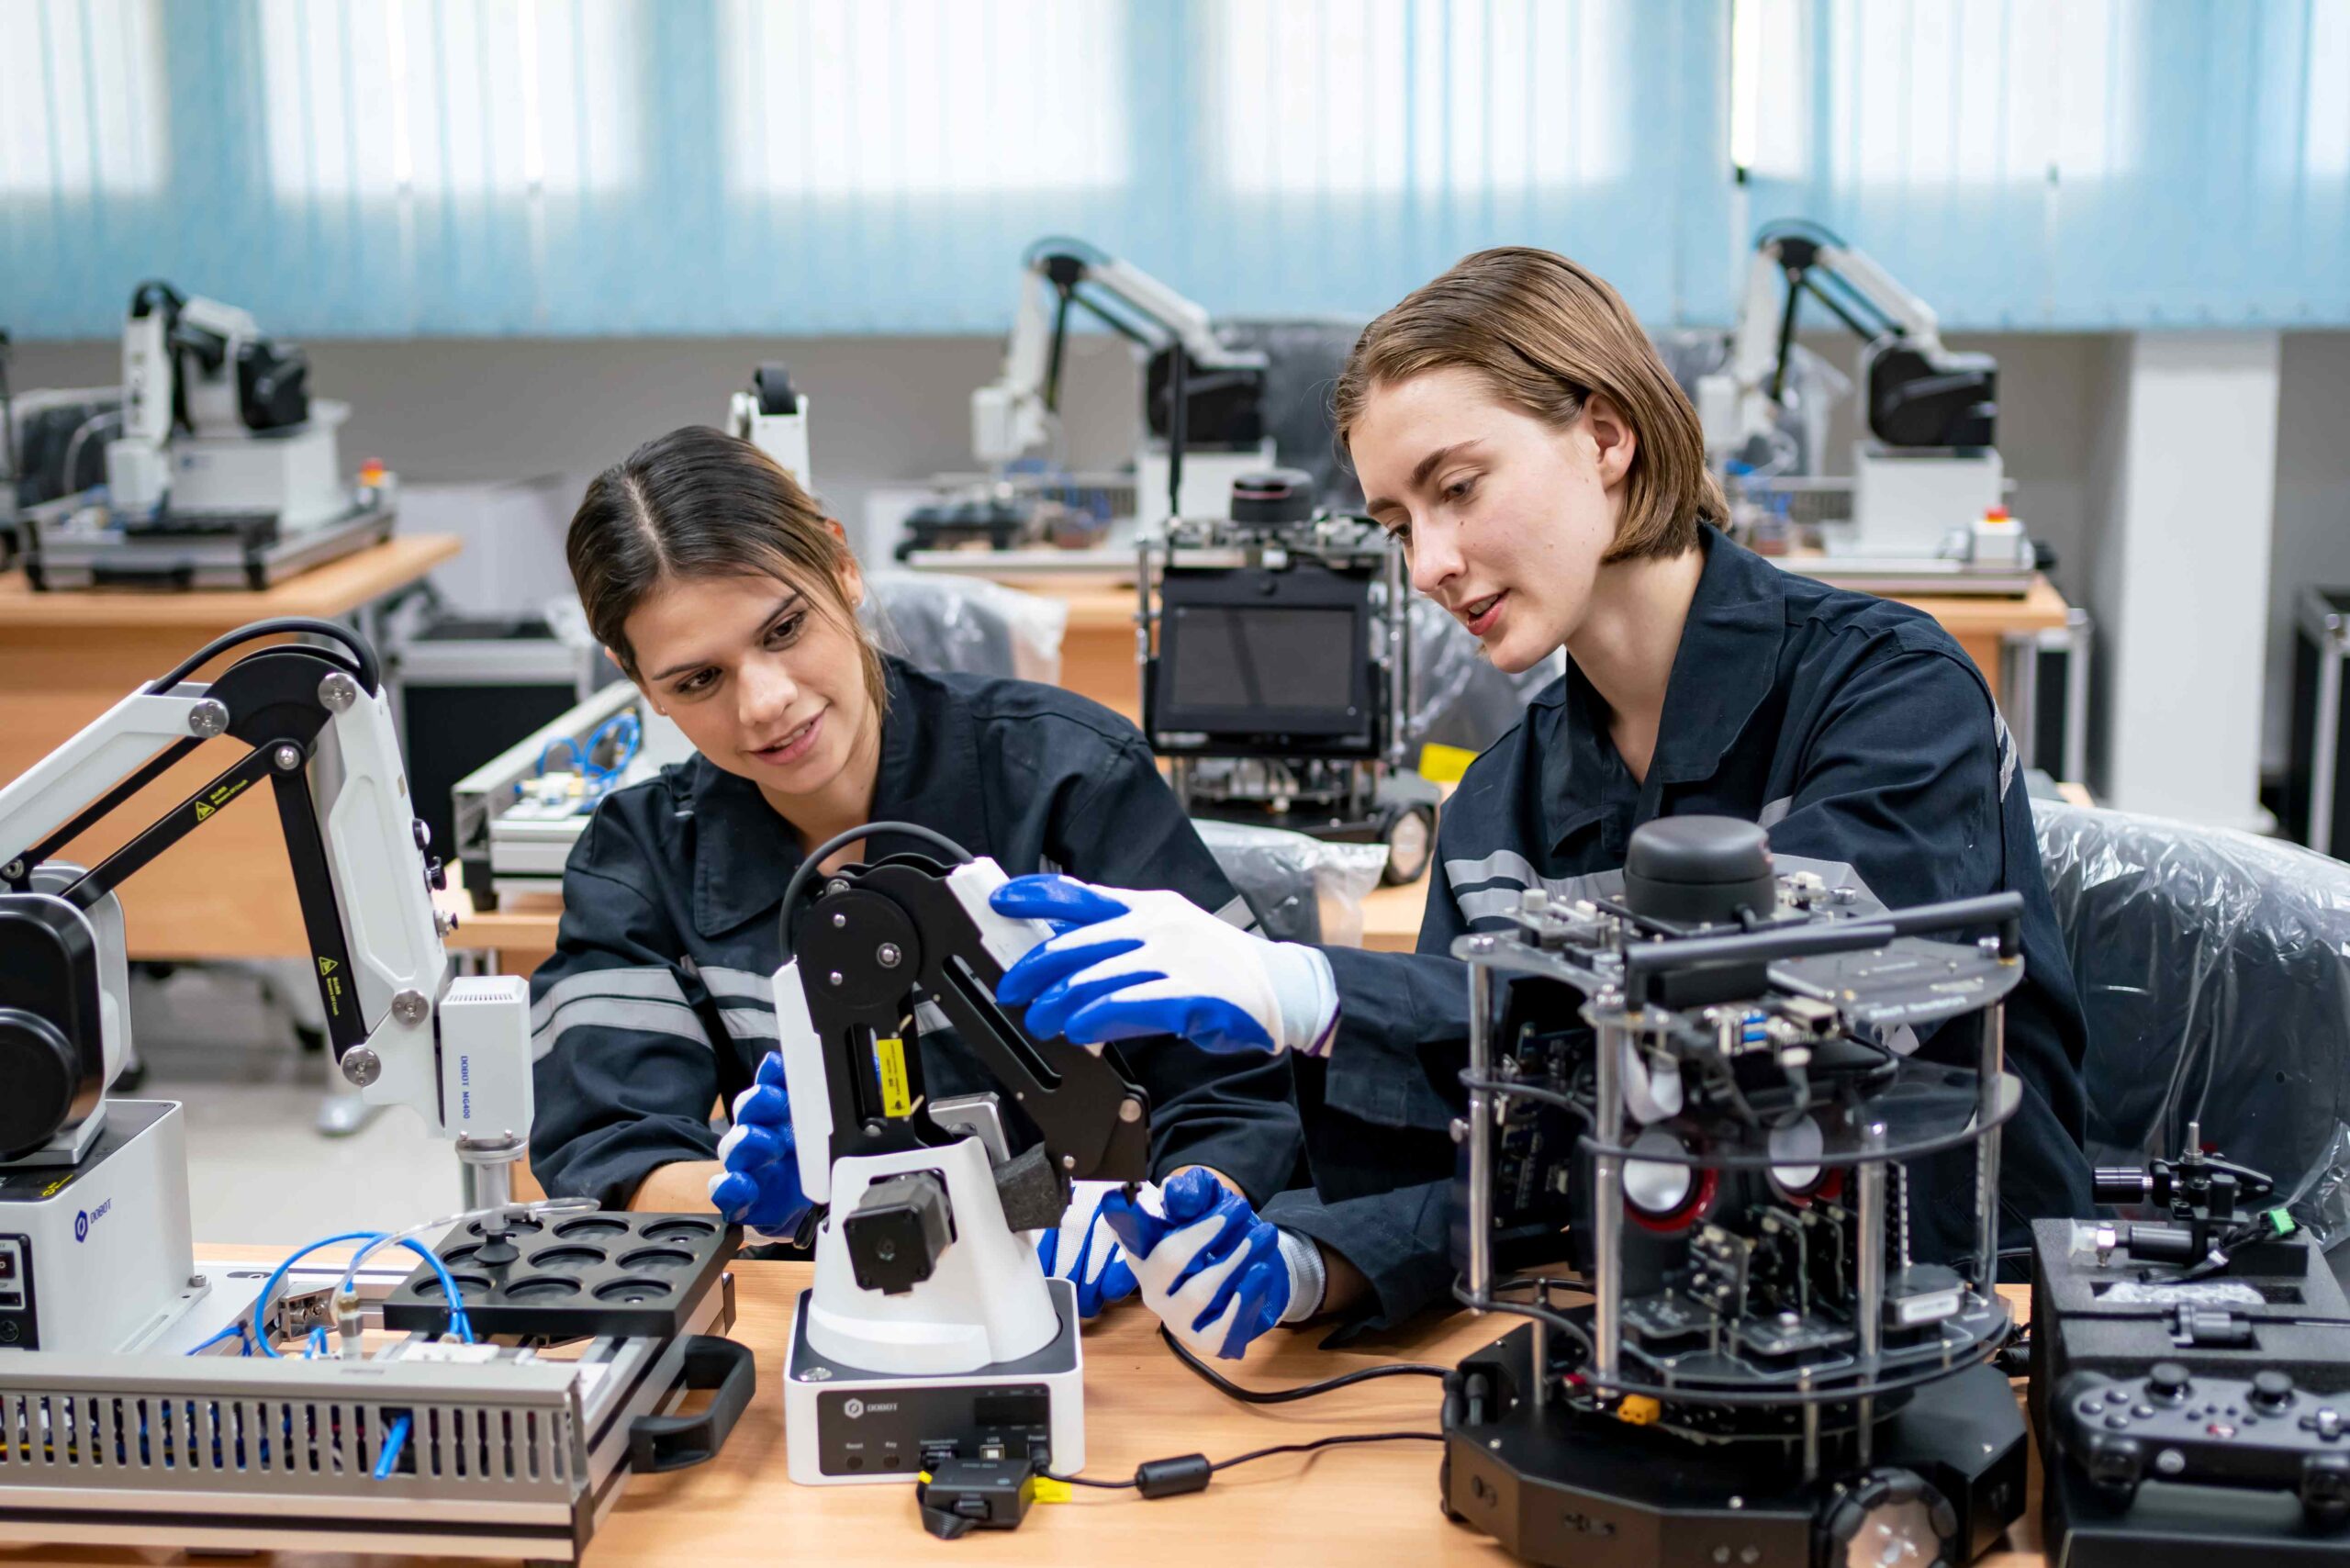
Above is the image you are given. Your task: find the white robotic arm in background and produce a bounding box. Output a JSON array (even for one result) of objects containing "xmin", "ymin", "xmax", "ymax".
[
  {"xmin": 106, "ymin": 280, "xmax": 313, "ymax": 520},
  {"xmin": 1697, "ymin": 221, "xmax": 1998, "ymax": 466},
  {"xmin": 0, "ymin": 618, "xmax": 530, "ymax": 1182},
  {"xmin": 725, "ymin": 363, "xmax": 814, "ymax": 492},
  {"xmin": 971, "ymin": 239, "xmax": 1268, "ymax": 468}
]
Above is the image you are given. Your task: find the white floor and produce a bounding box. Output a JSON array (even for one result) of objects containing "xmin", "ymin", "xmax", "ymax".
[{"xmin": 128, "ymin": 965, "xmax": 465, "ymax": 1249}]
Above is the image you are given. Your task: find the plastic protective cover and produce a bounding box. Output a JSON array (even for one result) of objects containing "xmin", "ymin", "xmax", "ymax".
[
  {"xmin": 2033, "ymin": 801, "xmax": 2350, "ymax": 1239},
  {"xmin": 1404, "ymin": 595, "xmax": 1559, "ymax": 757},
  {"xmin": 1654, "ymin": 330, "xmax": 1852, "ymax": 478},
  {"xmin": 1193, "ymin": 819, "xmax": 1387, "ymax": 946},
  {"xmin": 863, "ymin": 569, "xmax": 1068, "ymax": 686}
]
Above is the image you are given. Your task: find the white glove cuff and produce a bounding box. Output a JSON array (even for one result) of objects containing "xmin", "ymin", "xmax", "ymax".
[
  {"xmin": 1270, "ymin": 942, "xmax": 1341, "ymax": 1058},
  {"xmin": 1275, "ymin": 1227, "xmax": 1326, "ymax": 1325}
]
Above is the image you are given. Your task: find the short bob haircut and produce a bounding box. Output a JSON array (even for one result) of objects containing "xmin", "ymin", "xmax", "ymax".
[
  {"xmin": 1332, "ymin": 246, "xmax": 1727, "ymax": 562},
  {"xmin": 566, "ymin": 425, "xmax": 886, "ymax": 716}
]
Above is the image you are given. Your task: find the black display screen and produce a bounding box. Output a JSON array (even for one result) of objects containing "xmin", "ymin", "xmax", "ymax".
[{"xmin": 1163, "ymin": 604, "xmax": 1359, "ymax": 712}]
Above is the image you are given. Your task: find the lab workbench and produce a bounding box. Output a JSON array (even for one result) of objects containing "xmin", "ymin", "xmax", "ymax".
[
  {"xmin": 434, "ymin": 857, "xmax": 1432, "ymax": 984},
  {"xmin": 0, "ymin": 534, "xmax": 462, "ymax": 959},
  {"xmin": 0, "ymin": 1254, "xmax": 2047, "ymax": 1567}
]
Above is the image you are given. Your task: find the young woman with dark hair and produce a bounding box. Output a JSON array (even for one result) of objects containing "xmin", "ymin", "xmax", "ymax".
[
  {"xmin": 527, "ymin": 425, "xmax": 1302, "ymax": 1317},
  {"xmin": 989, "ymin": 248, "xmax": 2091, "ymax": 1361}
]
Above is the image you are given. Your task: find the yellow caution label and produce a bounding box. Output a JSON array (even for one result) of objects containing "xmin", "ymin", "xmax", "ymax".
[
  {"xmin": 1617, "ymin": 1395, "xmax": 1661, "ymax": 1426},
  {"xmin": 317, "ymin": 958, "xmax": 345, "ymax": 1018},
  {"xmin": 193, "ymin": 778, "xmax": 252, "ymax": 824},
  {"xmin": 1418, "ymin": 742, "xmax": 1479, "ymax": 785},
  {"xmin": 876, "ymin": 1036, "xmax": 912, "ymax": 1118}
]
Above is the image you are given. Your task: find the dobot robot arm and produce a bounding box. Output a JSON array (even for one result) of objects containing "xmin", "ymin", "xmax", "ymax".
[
  {"xmin": 972, "ymin": 238, "xmax": 1268, "ymax": 519},
  {"xmin": 1698, "ymin": 220, "xmax": 1998, "ymax": 464},
  {"xmin": 0, "ymin": 617, "xmax": 530, "ymax": 1185},
  {"xmin": 106, "ymin": 280, "xmax": 312, "ymax": 519},
  {"xmin": 769, "ymin": 826, "xmax": 1151, "ymax": 1483}
]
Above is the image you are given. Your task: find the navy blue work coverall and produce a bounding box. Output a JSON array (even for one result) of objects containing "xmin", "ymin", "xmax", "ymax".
[
  {"xmin": 1263, "ymin": 525, "xmax": 2094, "ymax": 1334},
  {"xmin": 528, "ymin": 656, "xmax": 1303, "ymax": 1210}
]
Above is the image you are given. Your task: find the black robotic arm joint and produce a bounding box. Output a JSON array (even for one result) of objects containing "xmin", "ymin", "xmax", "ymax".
[{"xmin": 790, "ymin": 855, "xmax": 1154, "ymax": 1187}]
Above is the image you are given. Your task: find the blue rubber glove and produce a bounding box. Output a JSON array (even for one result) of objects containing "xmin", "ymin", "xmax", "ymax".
[
  {"xmin": 1097, "ymin": 1169, "xmax": 1320, "ymax": 1361},
  {"xmin": 990, "ymin": 875, "xmax": 1338, "ymax": 1057},
  {"xmin": 706, "ymin": 1053, "xmax": 811, "ymax": 1240},
  {"xmin": 1037, "ymin": 1179, "xmax": 1143, "ymax": 1319}
]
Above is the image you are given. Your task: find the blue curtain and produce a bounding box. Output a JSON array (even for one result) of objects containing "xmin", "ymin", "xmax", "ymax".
[
  {"xmin": 1739, "ymin": 0, "xmax": 2350, "ymax": 330},
  {"xmin": 2, "ymin": 0, "xmax": 2344, "ymax": 340}
]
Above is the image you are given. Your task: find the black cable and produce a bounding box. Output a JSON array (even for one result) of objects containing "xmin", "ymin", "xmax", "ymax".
[
  {"xmin": 1457, "ymin": 1072, "xmax": 1586, "ymax": 1117},
  {"xmin": 1158, "ymin": 1326, "xmax": 1446, "ymax": 1404},
  {"xmin": 1211, "ymin": 1431, "xmax": 1443, "ymax": 1472},
  {"xmin": 145, "ymin": 616, "xmax": 378, "ymax": 697},
  {"xmin": 774, "ymin": 820, "xmax": 975, "ymax": 960},
  {"xmin": 1042, "ymin": 1431, "xmax": 1442, "ymax": 1495},
  {"xmin": 1451, "ymin": 1280, "xmax": 1598, "ymax": 1364}
]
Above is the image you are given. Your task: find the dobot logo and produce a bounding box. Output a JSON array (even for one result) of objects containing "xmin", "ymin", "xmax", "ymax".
[
  {"xmin": 843, "ymin": 1398, "xmax": 866, "ymax": 1420},
  {"xmin": 73, "ymin": 1199, "xmax": 111, "ymax": 1242}
]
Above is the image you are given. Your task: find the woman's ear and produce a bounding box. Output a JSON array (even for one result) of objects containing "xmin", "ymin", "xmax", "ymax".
[
  {"xmin": 617, "ymin": 655, "xmax": 666, "ymax": 716},
  {"xmin": 1583, "ymin": 391, "xmax": 1639, "ymax": 492},
  {"xmin": 837, "ymin": 549, "xmax": 867, "ymax": 612}
]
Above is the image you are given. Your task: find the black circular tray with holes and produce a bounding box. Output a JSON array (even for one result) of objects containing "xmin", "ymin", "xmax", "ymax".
[{"xmin": 379, "ymin": 1212, "xmax": 742, "ymax": 1340}]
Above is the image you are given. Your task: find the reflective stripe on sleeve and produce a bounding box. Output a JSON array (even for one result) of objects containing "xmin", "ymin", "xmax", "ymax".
[
  {"xmin": 718, "ymin": 1005, "xmax": 781, "ymax": 1047},
  {"xmin": 530, "ymin": 965, "xmax": 688, "ymax": 1031},
  {"xmin": 531, "ymin": 996, "xmax": 711, "ymax": 1061},
  {"xmin": 700, "ymin": 966, "xmax": 777, "ymax": 1005}
]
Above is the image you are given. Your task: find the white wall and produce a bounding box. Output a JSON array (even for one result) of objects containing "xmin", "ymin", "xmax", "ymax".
[
  {"xmin": 2087, "ymin": 332, "xmax": 2282, "ymax": 827},
  {"xmin": 2266, "ymin": 335, "xmax": 2350, "ymax": 776}
]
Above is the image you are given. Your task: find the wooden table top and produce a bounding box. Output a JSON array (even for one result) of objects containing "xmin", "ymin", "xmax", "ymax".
[
  {"xmin": 0, "ymin": 1252, "xmax": 2040, "ymax": 1567},
  {"xmin": 0, "ymin": 535, "xmax": 461, "ymax": 629}
]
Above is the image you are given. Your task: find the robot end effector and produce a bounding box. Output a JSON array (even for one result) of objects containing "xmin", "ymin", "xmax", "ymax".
[{"xmin": 0, "ymin": 617, "xmax": 532, "ymax": 1177}]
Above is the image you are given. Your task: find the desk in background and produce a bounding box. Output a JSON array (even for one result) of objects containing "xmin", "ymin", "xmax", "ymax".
[{"xmin": 0, "ymin": 535, "xmax": 461, "ymax": 959}]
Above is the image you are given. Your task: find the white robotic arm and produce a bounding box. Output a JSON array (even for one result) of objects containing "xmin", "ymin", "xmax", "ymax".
[
  {"xmin": 0, "ymin": 618, "xmax": 530, "ymax": 1174},
  {"xmin": 1699, "ymin": 222, "xmax": 1996, "ymax": 463},
  {"xmin": 106, "ymin": 281, "xmax": 313, "ymax": 520},
  {"xmin": 972, "ymin": 240, "xmax": 1267, "ymax": 467}
]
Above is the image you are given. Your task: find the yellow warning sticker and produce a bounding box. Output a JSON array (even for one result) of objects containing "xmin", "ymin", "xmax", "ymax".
[
  {"xmin": 1419, "ymin": 742, "xmax": 1479, "ymax": 784},
  {"xmin": 876, "ymin": 1036, "xmax": 912, "ymax": 1118}
]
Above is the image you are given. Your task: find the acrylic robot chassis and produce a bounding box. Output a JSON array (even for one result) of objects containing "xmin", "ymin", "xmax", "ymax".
[{"xmin": 1440, "ymin": 817, "xmax": 2030, "ymax": 1568}]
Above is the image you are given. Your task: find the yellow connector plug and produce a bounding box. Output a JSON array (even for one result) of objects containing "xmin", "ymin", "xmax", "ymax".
[{"xmin": 1617, "ymin": 1395, "xmax": 1661, "ymax": 1426}]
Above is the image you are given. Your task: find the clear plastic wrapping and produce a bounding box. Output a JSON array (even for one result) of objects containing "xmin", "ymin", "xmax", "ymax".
[
  {"xmin": 1653, "ymin": 329, "xmax": 1852, "ymax": 478},
  {"xmin": 1192, "ymin": 819, "xmax": 1388, "ymax": 946},
  {"xmin": 2033, "ymin": 801, "xmax": 2350, "ymax": 1215},
  {"xmin": 862, "ymin": 569, "xmax": 1069, "ymax": 685},
  {"xmin": 1405, "ymin": 596, "xmax": 1557, "ymax": 756}
]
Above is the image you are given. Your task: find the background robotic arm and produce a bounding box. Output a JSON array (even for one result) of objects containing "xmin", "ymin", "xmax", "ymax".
[
  {"xmin": 1699, "ymin": 220, "xmax": 1998, "ymax": 465},
  {"xmin": 106, "ymin": 280, "xmax": 312, "ymax": 519}
]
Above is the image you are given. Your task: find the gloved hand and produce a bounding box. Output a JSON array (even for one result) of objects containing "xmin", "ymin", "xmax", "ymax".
[
  {"xmin": 1037, "ymin": 1180, "xmax": 1143, "ymax": 1318},
  {"xmin": 990, "ymin": 875, "xmax": 1338, "ymax": 1056},
  {"xmin": 706, "ymin": 1053, "xmax": 811, "ymax": 1240},
  {"xmin": 1096, "ymin": 1169, "xmax": 1325, "ymax": 1361}
]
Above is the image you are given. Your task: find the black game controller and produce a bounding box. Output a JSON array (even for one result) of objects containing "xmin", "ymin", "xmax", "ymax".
[{"xmin": 2052, "ymin": 1365, "xmax": 2350, "ymax": 1528}]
